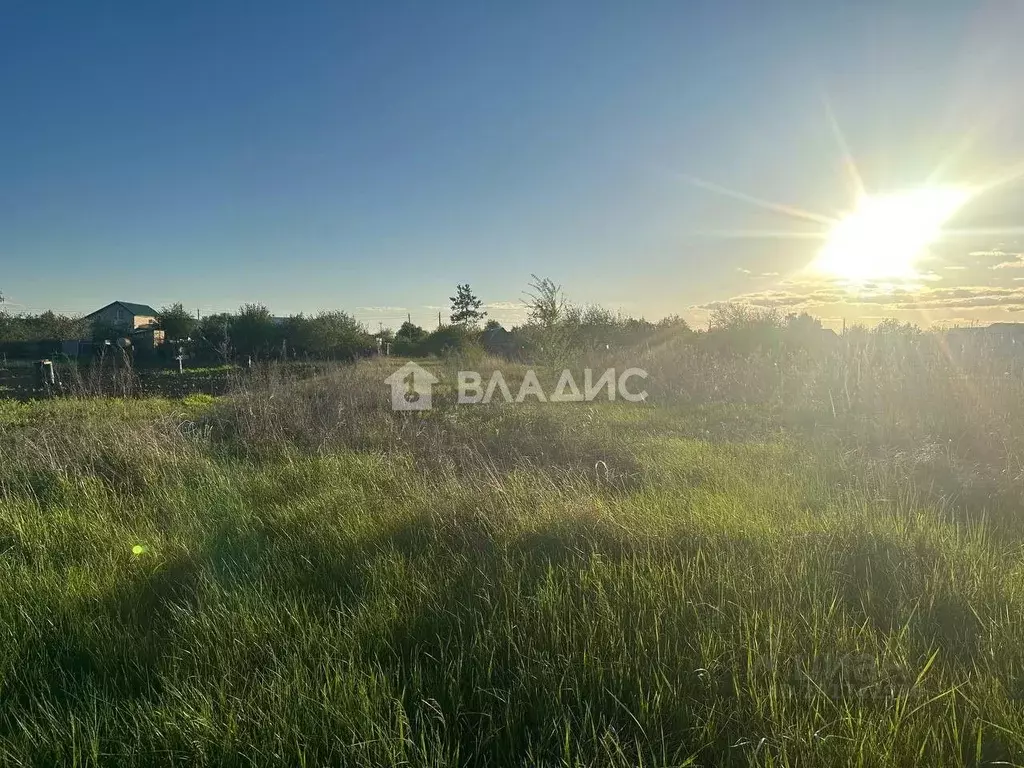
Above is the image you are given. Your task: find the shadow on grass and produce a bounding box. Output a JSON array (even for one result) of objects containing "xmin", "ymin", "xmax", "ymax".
[
  {"xmin": 3, "ymin": 510, "xmax": 1020, "ymax": 766},
  {"xmin": 8, "ymin": 549, "xmax": 203, "ymax": 711}
]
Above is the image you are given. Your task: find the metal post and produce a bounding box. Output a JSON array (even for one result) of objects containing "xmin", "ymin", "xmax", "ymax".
[{"xmin": 36, "ymin": 359, "xmax": 56, "ymax": 397}]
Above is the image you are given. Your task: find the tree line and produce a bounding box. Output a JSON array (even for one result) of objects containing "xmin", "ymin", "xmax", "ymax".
[
  {"xmin": 0, "ymin": 277, "xmax": 872, "ymax": 365},
  {"xmin": 0, "ymin": 278, "xmax": 689, "ymax": 363}
]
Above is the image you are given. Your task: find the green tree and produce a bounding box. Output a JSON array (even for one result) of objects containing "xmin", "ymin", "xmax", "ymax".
[
  {"xmin": 36, "ymin": 311, "xmax": 88, "ymax": 340},
  {"xmin": 280, "ymin": 311, "xmax": 371, "ymax": 360},
  {"xmin": 395, "ymin": 321, "xmax": 427, "ymax": 342},
  {"xmin": 706, "ymin": 303, "xmax": 784, "ymax": 356},
  {"xmin": 449, "ymin": 284, "xmax": 486, "ymax": 327},
  {"xmin": 3, "ymin": 310, "xmax": 92, "ymax": 342},
  {"xmin": 656, "ymin": 314, "xmax": 691, "ymax": 331},
  {"xmin": 158, "ymin": 303, "xmax": 197, "ymax": 341},
  {"xmin": 307, "ymin": 311, "xmax": 371, "ymax": 359},
  {"xmin": 393, "ymin": 321, "xmax": 428, "ymax": 355},
  {"xmin": 422, "ymin": 323, "xmax": 477, "ymax": 356},
  {"xmin": 196, "ymin": 312, "xmax": 234, "ymax": 362},
  {"xmin": 280, "ymin": 314, "xmax": 313, "ymax": 358},
  {"xmin": 524, "ymin": 274, "xmax": 565, "ymax": 329},
  {"xmin": 231, "ymin": 303, "xmax": 278, "ymax": 359}
]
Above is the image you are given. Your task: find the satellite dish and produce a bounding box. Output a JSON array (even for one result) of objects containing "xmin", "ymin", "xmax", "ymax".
[{"xmin": 116, "ymin": 337, "xmax": 132, "ymax": 349}]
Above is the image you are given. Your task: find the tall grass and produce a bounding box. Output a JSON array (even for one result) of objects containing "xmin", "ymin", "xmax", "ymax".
[{"xmin": 0, "ymin": 348, "xmax": 1023, "ymax": 765}]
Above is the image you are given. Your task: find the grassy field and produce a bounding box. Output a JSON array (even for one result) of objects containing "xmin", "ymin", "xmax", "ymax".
[{"xmin": 1, "ymin": 356, "xmax": 1023, "ymax": 766}]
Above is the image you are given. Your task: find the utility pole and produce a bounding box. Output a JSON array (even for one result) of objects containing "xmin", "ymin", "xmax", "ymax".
[
  {"xmin": 407, "ymin": 312, "xmax": 411, "ymax": 324},
  {"xmin": 438, "ymin": 311, "xmax": 442, "ymax": 329}
]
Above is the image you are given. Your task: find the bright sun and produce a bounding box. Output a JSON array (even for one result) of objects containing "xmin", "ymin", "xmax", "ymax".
[{"xmin": 813, "ymin": 187, "xmax": 971, "ymax": 282}]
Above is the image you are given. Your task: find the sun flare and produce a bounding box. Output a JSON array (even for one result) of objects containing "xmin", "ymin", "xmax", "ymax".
[{"xmin": 813, "ymin": 187, "xmax": 971, "ymax": 282}]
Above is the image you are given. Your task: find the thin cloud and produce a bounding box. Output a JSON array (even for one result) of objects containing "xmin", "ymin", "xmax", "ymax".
[
  {"xmin": 736, "ymin": 268, "xmax": 779, "ymax": 279},
  {"xmin": 961, "ymin": 248, "xmax": 1024, "ymax": 269},
  {"xmin": 694, "ymin": 283, "xmax": 1024, "ymax": 313}
]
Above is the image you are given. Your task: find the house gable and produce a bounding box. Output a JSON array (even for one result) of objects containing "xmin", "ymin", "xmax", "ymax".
[
  {"xmin": 85, "ymin": 301, "xmax": 160, "ymax": 332},
  {"xmin": 85, "ymin": 301, "xmax": 159, "ymax": 320}
]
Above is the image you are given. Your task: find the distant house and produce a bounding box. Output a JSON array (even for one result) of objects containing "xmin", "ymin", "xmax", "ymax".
[
  {"xmin": 85, "ymin": 301, "xmax": 159, "ymax": 332},
  {"xmin": 85, "ymin": 301, "xmax": 164, "ymax": 348},
  {"xmin": 481, "ymin": 324, "xmax": 517, "ymax": 356}
]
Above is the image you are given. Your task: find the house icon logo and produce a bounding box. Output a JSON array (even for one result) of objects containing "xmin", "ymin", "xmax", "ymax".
[{"xmin": 384, "ymin": 361, "xmax": 440, "ymax": 411}]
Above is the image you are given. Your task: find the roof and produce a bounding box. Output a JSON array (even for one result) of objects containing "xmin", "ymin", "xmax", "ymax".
[{"xmin": 85, "ymin": 301, "xmax": 159, "ymax": 319}]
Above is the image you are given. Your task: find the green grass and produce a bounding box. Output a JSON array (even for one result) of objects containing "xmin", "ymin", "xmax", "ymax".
[
  {"xmin": 146, "ymin": 364, "xmax": 240, "ymax": 377},
  {"xmin": 1, "ymin": 363, "xmax": 1023, "ymax": 766}
]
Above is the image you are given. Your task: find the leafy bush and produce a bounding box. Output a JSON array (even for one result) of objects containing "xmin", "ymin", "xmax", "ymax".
[
  {"xmin": 420, "ymin": 324, "xmax": 479, "ymax": 356},
  {"xmin": 393, "ymin": 321, "xmax": 429, "ymax": 356}
]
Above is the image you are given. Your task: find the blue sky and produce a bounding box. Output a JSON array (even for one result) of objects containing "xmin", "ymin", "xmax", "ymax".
[{"xmin": 3, "ymin": 1, "xmax": 1024, "ymax": 328}]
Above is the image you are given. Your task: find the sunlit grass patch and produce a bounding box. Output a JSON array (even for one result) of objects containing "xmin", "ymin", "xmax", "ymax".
[{"xmin": 0, "ymin": 379, "xmax": 1023, "ymax": 765}]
